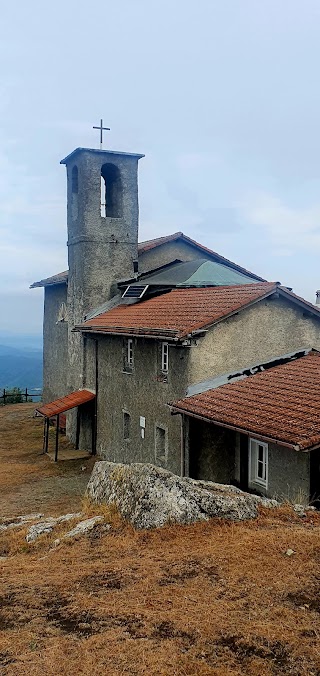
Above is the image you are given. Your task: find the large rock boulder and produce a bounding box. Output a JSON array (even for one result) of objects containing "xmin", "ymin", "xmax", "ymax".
[{"xmin": 86, "ymin": 462, "xmax": 277, "ymax": 529}]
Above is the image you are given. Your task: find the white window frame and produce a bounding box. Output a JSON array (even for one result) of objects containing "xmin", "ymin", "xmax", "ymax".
[
  {"xmin": 249, "ymin": 438, "xmax": 268, "ymax": 488},
  {"xmin": 127, "ymin": 338, "xmax": 133, "ymax": 367},
  {"xmin": 161, "ymin": 342, "xmax": 169, "ymax": 373}
]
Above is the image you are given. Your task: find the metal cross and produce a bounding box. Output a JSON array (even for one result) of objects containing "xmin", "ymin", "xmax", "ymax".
[{"xmin": 92, "ymin": 119, "xmax": 110, "ymax": 149}]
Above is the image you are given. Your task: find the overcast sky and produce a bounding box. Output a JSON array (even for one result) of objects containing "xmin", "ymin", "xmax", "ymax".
[{"xmin": 1, "ymin": 0, "xmax": 320, "ymax": 336}]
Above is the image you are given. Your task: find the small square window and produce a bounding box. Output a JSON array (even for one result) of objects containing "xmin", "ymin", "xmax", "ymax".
[
  {"xmin": 123, "ymin": 411, "xmax": 130, "ymax": 440},
  {"xmin": 249, "ymin": 438, "xmax": 268, "ymax": 488},
  {"xmin": 161, "ymin": 342, "xmax": 169, "ymax": 373}
]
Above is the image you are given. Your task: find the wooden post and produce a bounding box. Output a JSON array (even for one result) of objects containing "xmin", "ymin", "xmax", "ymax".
[
  {"xmin": 45, "ymin": 418, "xmax": 49, "ymax": 454},
  {"xmin": 42, "ymin": 417, "xmax": 46, "ymax": 453},
  {"xmin": 3, "ymin": 389, "xmax": 5, "ymax": 406},
  {"xmin": 76, "ymin": 408, "xmax": 80, "ymax": 450},
  {"xmin": 54, "ymin": 414, "xmax": 60, "ymax": 462},
  {"xmin": 25, "ymin": 387, "xmax": 28, "ymax": 403}
]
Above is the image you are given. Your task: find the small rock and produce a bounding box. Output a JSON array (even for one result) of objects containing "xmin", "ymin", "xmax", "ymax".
[
  {"xmin": 81, "ymin": 465, "xmax": 87, "ymax": 471},
  {"xmin": 26, "ymin": 522, "xmax": 54, "ymax": 542},
  {"xmin": 293, "ymin": 504, "xmax": 306, "ymax": 517},
  {"xmin": 25, "ymin": 512, "xmax": 82, "ymax": 542},
  {"xmin": 63, "ymin": 516, "xmax": 106, "ymax": 539},
  {"xmin": 285, "ymin": 548, "xmax": 295, "ymax": 557}
]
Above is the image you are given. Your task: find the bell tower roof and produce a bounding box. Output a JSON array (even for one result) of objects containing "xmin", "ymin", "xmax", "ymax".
[{"xmin": 60, "ymin": 147, "xmax": 145, "ymax": 165}]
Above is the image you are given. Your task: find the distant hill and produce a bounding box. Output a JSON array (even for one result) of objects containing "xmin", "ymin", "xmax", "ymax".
[{"xmin": 0, "ymin": 343, "xmax": 42, "ymax": 390}]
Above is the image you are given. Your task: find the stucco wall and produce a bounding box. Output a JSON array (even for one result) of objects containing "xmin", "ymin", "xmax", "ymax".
[
  {"xmin": 88, "ymin": 335, "xmax": 189, "ymax": 475},
  {"xmin": 187, "ymin": 420, "xmax": 310, "ymax": 502},
  {"xmin": 188, "ymin": 296, "xmax": 320, "ymax": 385},
  {"xmin": 42, "ymin": 284, "xmax": 68, "ymax": 403},
  {"xmin": 249, "ymin": 442, "xmax": 310, "ymax": 503},
  {"xmin": 138, "ymin": 240, "xmax": 217, "ymax": 274}
]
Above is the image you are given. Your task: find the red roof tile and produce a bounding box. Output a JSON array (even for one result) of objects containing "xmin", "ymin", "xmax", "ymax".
[
  {"xmin": 78, "ymin": 282, "xmax": 277, "ymax": 339},
  {"xmin": 36, "ymin": 390, "xmax": 95, "ymax": 418},
  {"xmin": 171, "ymin": 352, "xmax": 320, "ymax": 451}
]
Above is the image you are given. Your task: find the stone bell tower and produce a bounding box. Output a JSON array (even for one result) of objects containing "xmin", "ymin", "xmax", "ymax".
[
  {"xmin": 60, "ymin": 146, "xmax": 144, "ymax": 412},
  {"xmin": 60, "ymin": 147, "xmax": 144, "ymax": 323}
]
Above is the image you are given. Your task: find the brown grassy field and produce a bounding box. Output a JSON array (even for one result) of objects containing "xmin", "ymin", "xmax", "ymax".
[{"xmin": 1, "ymin": 404, "xmax": 320, "ymax": 675}]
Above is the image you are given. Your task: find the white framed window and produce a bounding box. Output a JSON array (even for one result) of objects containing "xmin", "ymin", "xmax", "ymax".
[
  {"xmin": 127, "ymin": 338, "xmax": 133, "ymax": 367},
  {"xmin": 249, "ymin": 438, "xmax": 268, "ymax": 488},
  {"xmin": 161, "ymin": 342, "xmax": 169, "ymax": 373}
]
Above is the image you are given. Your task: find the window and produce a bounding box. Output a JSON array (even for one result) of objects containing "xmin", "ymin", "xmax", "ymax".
[
  {"xmin": 155, "ymin": 425, "xmax": 167, "ymax": 462},
  {"xmin": 249, "ymin": 438, "xmax": 268, "ymax": 488},
  {"xmin": 161, "ymin": 342, "xmax": 169, "ymax": 373},
  {"xmin": 127, "ymin": 339, "xmax": 133, "ymax": 367},
  {"xmin": 101, "ymin": 163, "xmax": 122, "ymax": 218},
  {"xmin": 123, "ymin": 412, "xmax": 130, "ymax": 440}
]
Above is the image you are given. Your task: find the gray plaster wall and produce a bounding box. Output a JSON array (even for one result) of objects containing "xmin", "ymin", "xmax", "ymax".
[
  {"xmin": 187, "ymin": 420, "xmax": 310, "ymax": 502},
  {"xmin": 188, "ymin": 296, "xmax": 320, "ymax": 385},
  {"xmin": 138, "ymin": 240, "xmax": 217, "ymax": 273},
  {"xmin": 42, "ymin": 284, "xmax": 68, "ymax": 403},
  {"xmin": 249, "ymin": 442, "xmax": 310, "ymax": 503},
  {"xmin": 89, "ymin": 336, "xmax": 189, "ymax": 475}
]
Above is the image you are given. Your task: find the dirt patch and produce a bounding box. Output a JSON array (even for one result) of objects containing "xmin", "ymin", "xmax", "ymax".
[
  {"xmin": 287, "ymin": 577, "xmax": 320, "ymax": 613},
  {"xmin": 159, "ymin": 557, "xmax": 219, "ymax": 585}
]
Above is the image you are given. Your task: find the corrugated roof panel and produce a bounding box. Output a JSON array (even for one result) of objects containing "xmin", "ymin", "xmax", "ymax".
[{"xmin": 178, "ymin": 260, "xmax": 259, "ymax": 287}]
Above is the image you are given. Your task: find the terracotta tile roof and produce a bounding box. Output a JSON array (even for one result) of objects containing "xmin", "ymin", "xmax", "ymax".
[
  {"xmin": 78, "ymin": 282, "xmax": 277, "ymax": 339},
  {"xmin": 36, "ymin": 390, "xmax": 95, "ymax": 418},
  {"xmin": 171, "ymin": 352, "xmax": 320, "ymax": 451},
  {"xmin": 138, "ymin": 232, "xmax": 264, "ymax": 281},
  {"xmin": 30, "ymin": 270, "xmax": 68, "ymax": 288}
]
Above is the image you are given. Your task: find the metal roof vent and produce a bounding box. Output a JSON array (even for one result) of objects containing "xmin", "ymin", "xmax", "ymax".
[
  {"xmin": 122, "ymin": 284, "xmax": 149, "ymax": 300},
  {"xmin": 316, "ymin": 290, "xmax": 320, "ymax": 306}
]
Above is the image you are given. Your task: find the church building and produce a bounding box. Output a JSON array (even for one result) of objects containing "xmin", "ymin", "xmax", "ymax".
[{"xmin": 32, "ymin": 143, "xmax": 320, "ymax": 503}]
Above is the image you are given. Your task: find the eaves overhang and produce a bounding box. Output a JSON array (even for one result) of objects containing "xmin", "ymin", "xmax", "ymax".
[
  {"xmin": 169, "ymin": 405, "xmax": 309, "ymax": 452},
  {"xmin": 60, "ymin": 147, "xmax": 145, "ymax": 165}
]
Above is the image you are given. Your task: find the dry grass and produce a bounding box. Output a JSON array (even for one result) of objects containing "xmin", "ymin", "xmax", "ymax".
[
  {"xmin": 0, "ymin": 403, "xmax": 95, "ymax": 517},
  {"xmin": 1, "ymin": 405, "xmax": 320, "ymax": 675}
]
